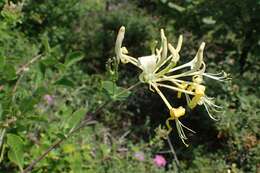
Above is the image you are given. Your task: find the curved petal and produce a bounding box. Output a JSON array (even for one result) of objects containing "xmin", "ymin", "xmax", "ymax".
[{"xmin": 138, "ymin": 55, "xmax": 158, "ymax": 74}]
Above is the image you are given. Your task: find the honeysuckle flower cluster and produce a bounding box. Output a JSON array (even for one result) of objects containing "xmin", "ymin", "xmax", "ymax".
[{"xmin": 115, "ymin": 26, "xmax": 229, "ymax": 146}]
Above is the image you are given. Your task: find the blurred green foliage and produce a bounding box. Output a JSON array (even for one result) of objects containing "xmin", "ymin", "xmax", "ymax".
[{"xmin": 0, "ymin": 0, "xmax": 259, "ymax": 172}]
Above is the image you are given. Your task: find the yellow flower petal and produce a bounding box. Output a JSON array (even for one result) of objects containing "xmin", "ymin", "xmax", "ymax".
[
  {"xmin": 170, "ymin": 106, "xmax": 186, "ymax": 118},
  {"xmin": 189, "ymin": 85, "xmax": 205, "ymax": 109}
]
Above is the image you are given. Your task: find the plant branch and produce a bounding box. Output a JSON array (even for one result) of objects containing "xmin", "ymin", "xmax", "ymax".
[
  {"xmin": 12, "ymin": 54, "xmax": 42, "ymax": 94},
  {"xmin": 22, "ymin": 81, "xmax": 140, "ymax": 173},
  {"xmin": 16, "ymin": 54, "xmax": 42, "ymax": 75},
  {"xmin": 167, "ymin": 136, "xmax": 180, "ymax": 167}
]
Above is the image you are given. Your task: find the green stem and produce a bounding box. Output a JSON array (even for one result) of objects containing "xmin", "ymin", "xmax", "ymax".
[{"xmin": 113, "ymin": 81, "xmax": 141, "ymax": 99}]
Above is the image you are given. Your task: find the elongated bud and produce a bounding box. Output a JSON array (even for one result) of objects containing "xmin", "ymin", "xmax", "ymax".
[
  {"xmin": 197, "ymin": 42, "xmax": 205, "ymax": 61},
  {"xmin": 115, "ymin": 26, "xmax": 126, "ymax": 61},
  {"xmin": 176, "ymin": 35, "xmax": 183, "ymax": 52},
  {"xmin": 160, "ymin": 29, "xmax": 168, "ymax": 61}
]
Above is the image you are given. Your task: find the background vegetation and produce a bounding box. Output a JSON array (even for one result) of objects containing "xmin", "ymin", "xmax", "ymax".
[{"xmin": 0, "ymin": 0, "xmax": 259, "ymax": 172}]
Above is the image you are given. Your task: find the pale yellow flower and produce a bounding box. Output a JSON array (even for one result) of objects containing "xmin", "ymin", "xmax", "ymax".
[{"xmin": 115, "ymin": 26, "xmax": 229, "ymax": 145}]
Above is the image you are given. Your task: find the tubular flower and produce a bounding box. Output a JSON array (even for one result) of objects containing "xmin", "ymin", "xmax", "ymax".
[{"xmin": 115, "ymin": 26, "xmax": 229, "ymax": 145}]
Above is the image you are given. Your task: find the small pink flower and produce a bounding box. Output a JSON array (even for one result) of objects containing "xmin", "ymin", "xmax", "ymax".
[
  {"xmin": 43, "ymin": 94, "xmax": 54, "ymax": 105},
  {"xmin": 153, "ymin": 155, "xmax": 166, "ymax": 167},
  {"xmin": 134, "ymin": 152, "xmax": 145, "ymax": 161}
]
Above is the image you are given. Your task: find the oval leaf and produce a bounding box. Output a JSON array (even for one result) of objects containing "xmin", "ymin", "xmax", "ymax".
[{"xmin": 7, "ymin": 134, "xmax": 24, "ymax": 171}]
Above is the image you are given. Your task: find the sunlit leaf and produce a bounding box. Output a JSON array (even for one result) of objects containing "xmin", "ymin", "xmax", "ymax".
[
  {"xmin": 7, "ymin": 134, "xmax": 24, "ymax": 171},
  {"xmin": 168, "ymin": 2, "xmax": 185, "ymax": 12},
  {"xmin": 202, "ymin": 16, "xmax": 216, "ymax": 25},
  {"xmin": 66, "ymin": 108, "xmax": 86, "ymax": 131}
]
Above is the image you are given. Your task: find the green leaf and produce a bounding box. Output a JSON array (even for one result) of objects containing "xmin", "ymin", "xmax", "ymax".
[
  {"xmin": 38, "ymin": 62, "xmax": 46, "ymax": 75},
  {"xmin": 67, "ymin": 108, "xmax": 86, "ymax": 131},
  {"xmin": 54, "ymin": 77, "xmax": 74, "ymax": 87},
  {"xmin": 69, "ymin": 108, "xmax": 86, "ymax": 129},
  {"xmin": 0, "ymin": 56, "xmax": 5, "ymax": 70},
  {"xmin": 55, "ymin": 63, "xmax": 66, "ymax": 73},
  {"xmin": 3, "ymin": 64, "xmax": 16, "ymax": 80},
  {"xmin": 34, "ymin": 87, "xmax": 48, "ymax": 97},
  {"xmin": 26, "ymin": 115, "xmax": 48, "ymax": 123},
  {"xmin": 20, "ymin": 97, "xmax": 37, "ymax": 113},
  {"xmin": 7, "ymin": 134, "xmax": 24, "ymax": 171},
  {"xmin": 100, "ymin": 143, "xmax": 111, "ymax": 156},
  {"xmin": 113, "ymin": 87, "xmax": 131, "ymax": 101},
  {"xmin": 70, "ymin": 152, "xmax": 83, "ymax": 173},
  {"xmin": 102, "ymin": 81, "xmax": 116, "ymax": 96},
  {"xmin": 41, "ymin": 34, "xmax": 51, "ymax": 53},
  {"xmin": 102, "ymin": 81, "xmax": 131, "ymax": 101},
  {"xmin": 65, "ymin": 51, "xmax": 84, "ymax": 68},
  {"xmin": 62, "ymin": 144, "xmax": 76, "ymax": 154},
  {"xmin": 41, "ymin": 56, "xmax": 59, "ymax": 66},
  {"xmin": 60, "ymin": 105, "xmax": 73, "ymax": 127}
]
